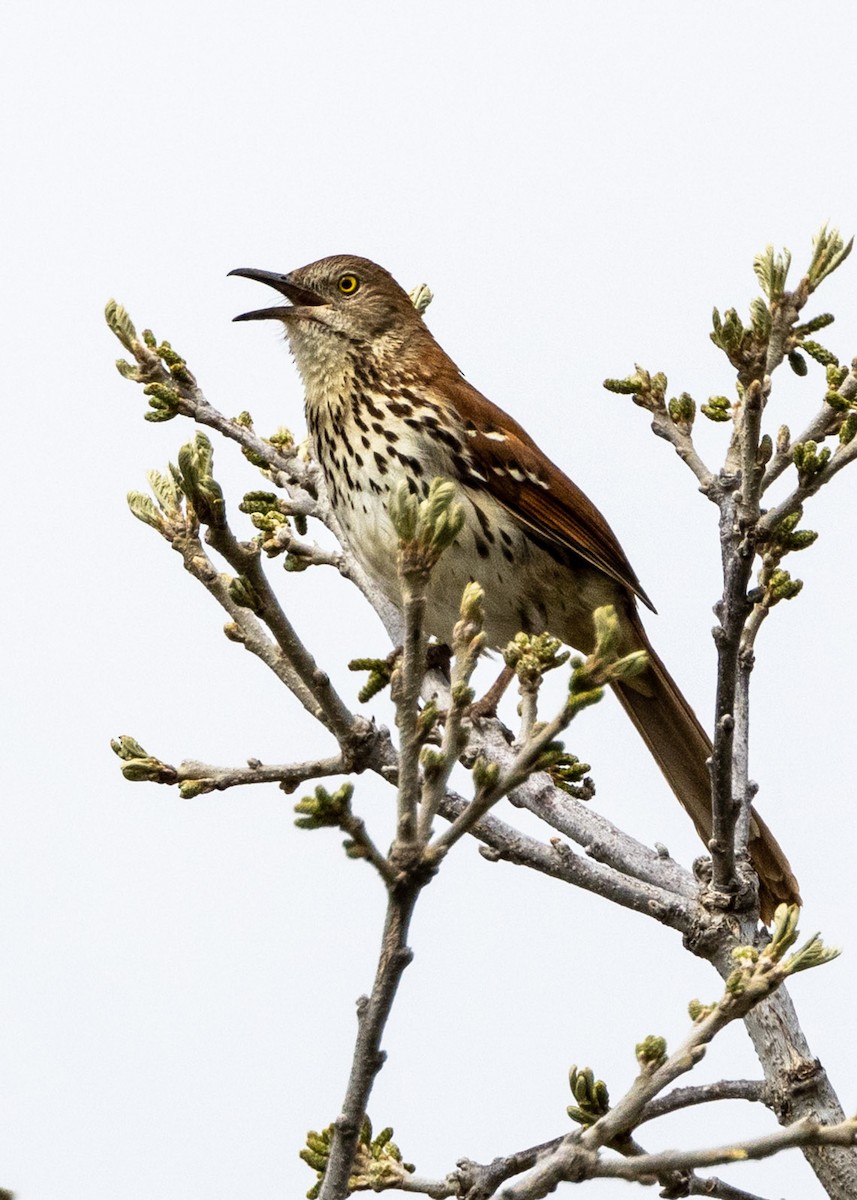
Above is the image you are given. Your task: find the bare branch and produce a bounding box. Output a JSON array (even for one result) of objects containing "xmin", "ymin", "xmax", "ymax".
[
  {"xmin": 648, "ymin": 404, "xmax": 720, "ymax": 497},
  {"xmin": 173, "ymin": 753, "xmax": 348, "ymax": 796},
  {"xmin": 172, "ymin": 531, "xmax": 325, "ymax": 716},
  {"xmin": 591, "ymin": 1116, "xmax": 857, "ymax": 1186},
  {"xmin": 205, "ymin": 519, "xmax": 361, "ymax": 745},
  {"xmin": 436, "ymin": 787, "xmax": 699, "ymax": 935},
  {"xmin": 471, "ymin": 722, "xmax": 699, "ymax": 901},
  {"xmin": 638, "ymin": 1078, "xmax": 768, "ymax": 1125},
  {"xmin": 317, "ymin": 884, "xmax": 423, "ymax": 1200}
]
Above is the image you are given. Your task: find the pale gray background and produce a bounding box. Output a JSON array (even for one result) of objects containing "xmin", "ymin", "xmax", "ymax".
[{"xmin": 3, "ymin": 2, "xmax": 856, "ymax": 1197}]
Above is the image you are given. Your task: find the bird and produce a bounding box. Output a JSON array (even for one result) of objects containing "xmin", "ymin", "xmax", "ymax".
[{"xmin": 229, "ymin": 254, "xmax": 800, "ymax": 920}]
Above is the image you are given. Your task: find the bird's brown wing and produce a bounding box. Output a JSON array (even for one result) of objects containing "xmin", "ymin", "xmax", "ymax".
[
  {"xmin": 443, "ymin": 374, "xmax": 801, "ymax": 922},
  {"xmin": 446, "ymin": 376, "xmax": 656, "ymax": 611}
]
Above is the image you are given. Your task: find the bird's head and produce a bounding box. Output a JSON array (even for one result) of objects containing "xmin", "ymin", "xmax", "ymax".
[{"xmin": 230, "ymin": 255, "xmax": 427, "ymax": 383}]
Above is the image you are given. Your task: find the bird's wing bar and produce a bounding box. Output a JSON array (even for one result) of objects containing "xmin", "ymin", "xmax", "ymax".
[{"xmin": 448, "ymin": 376, "xmax": 655, "ymax": 611}]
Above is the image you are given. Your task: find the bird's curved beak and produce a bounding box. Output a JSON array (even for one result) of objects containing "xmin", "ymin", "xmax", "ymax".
[{"xmin": 228, "ymin": 267, "xmax": 326, "ymax": 322}]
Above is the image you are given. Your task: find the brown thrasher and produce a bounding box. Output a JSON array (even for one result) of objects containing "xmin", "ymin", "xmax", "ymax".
[{"xmin": 230, "ymin": 254, "xmax": 800, "ymax": 920}]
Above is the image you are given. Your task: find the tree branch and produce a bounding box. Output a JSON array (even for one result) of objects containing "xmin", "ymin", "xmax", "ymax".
[
  {"xmin": 590, "ymin": 1116, "xmax": 857, "ymax": 1186},
  {"xmin": 172, "ymin": 753, "xmax": 348, "ymax": 796},
  {"xmin": 503, "ymin": 911, "xmax": 835, "ymax": 1197},
  {"xmin": 638, "ymin": 1079, "xmax": 768, "ymax": 1125},
  {"xmin": 319, "ymin": 882, "xmax": 423, "ymax": 1200},
  {"xmin": 647, "ymin": 405, "xmax": 720, "ymax": 499},
  {"xmin": 204, "ymin": 520, "xmax": 361, "ymax": 745},
  {"xmin": 761, "ymin": 362, "xmax": 857, "ymax": 493},
  {"xmin": 435, "ymin": 787, "xmax": 699, "ymax": 935}
]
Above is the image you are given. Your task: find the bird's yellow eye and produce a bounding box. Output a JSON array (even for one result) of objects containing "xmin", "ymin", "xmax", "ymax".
[{"xmin": 337, "ymin": 273, "xmax": 360, "ymax": 295}]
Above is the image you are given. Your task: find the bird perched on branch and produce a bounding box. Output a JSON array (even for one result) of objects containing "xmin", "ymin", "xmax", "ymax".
[{"xmin": 230, "ymin": 254, "xmax": 799, "ymax": 920}]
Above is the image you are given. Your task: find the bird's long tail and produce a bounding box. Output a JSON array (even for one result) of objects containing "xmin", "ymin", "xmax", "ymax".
[{"xmin": 611, "ymin": 620, "xmax": 800, "ymax": 924}]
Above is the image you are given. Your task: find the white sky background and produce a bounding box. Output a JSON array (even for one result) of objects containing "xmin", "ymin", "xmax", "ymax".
[{"xmin": 2, "ymin": 2, "xmax": 856, "ymax": 1197}]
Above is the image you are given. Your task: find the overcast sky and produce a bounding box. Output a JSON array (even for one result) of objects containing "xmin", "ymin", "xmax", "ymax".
[{"xmin": 3, "ymin": 3, "xmax": 857, "ymax": 1197}]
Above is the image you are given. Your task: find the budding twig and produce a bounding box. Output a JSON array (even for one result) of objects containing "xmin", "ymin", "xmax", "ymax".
[
  {"xmin": 504, "ymin": 907, "xmax": 838, "ymax": 1197},
  {"xmin": 416, "ymin": 582, "xmax": 485, "ymax": 844}
]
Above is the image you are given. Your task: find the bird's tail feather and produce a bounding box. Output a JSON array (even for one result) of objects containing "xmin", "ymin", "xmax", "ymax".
[{"xmin": 611, "ymin": 623, "xmax": 800, "ymax": 924}]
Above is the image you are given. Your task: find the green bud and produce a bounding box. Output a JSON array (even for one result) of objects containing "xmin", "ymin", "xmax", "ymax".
[
  {"xmin": 792, "ymin": 440, "xmax": 831, "ymax": 484},
  {"xmin": 548, "ymin": 753, "xmax": 592, "ymax": 798},
  {"xmin": 104, "ymin": 299, "xmax": 138, "ymax": 352},
  {"xmin": 635, "ymin": 1035, "xmax": 667, "ymax": 1070},
  {"xmin": 840, "ymin": 412, "xmax": 857, "ymax": 445},
  {"xmin": 701, "ymin": 394, "xmax": 732, "ymax": 423},
  {"xmin": 143, "ymin": 381, "xmax": 181, "ymax": 407},
  {"xmin": 143, "ymin": 403, "xmax": 179, "ymax": 424},
  {"xmin": 408, "ymin": 283, "xmax": 433, "ymax": 314},
  {"xmin": 472, "ymin": 756, "xmax": 500, "ymax": 792},
  {"xmin": 391, "ymin": 477, "xmax": 464, "ymax": 566},
  {"xmin": 374, "ymin": 1127, "xmax": 394, "ymax": 1152},
  {"xmin": 826, "ymin": 363, "xmax": 849, "ymax": 390},
  {"xmin": 602, "ymin": 375, "xmax": 642, "ymax": 396},
  {"xmin": 388, "ymin": 481, "xmax": 419, "ymax": 543},
  {"xmin": 146, "ymin": 468, "xmax": 182, "ymax": 514},
  {"xmin": 424, "ymin": 480, "xmax": 465, "ymax": 551},
  {"xmin": 609, "ymin": 649, "xmax": 648, "ymax": 682},
  {"xmin": 757, "ymin": 434, "xmax": 773, "ymax": 466},
  {"xmin": 240, "ymin": 491, "xmax": 280, "ymax": 515},
  {"xmin": 800, "ymin": 340, "xmax": 839, "ymax": 369},
  {"xmin": 459, "ymin": 580, "xmax": 485, "ymax": 623},
  {"xmin": 783, "ymin": 934, "xmax": 841, "ymax": 976},
  {"xmin": 753, "ymin": 244, "xmax": 791, "ymax": 300},
  {"xmin": 111, "ymin": 735, "xmax": 149, "ymax": 761},
  {"xmin": 785, "ymin": 528, "xmax": 817, "ymax": 551},
  {"xmin": 824, "ymin": 391, "xmax": 850, "ymax": 412},
  {"xmin": 591, "ymin": 605, "xmax": 620, "ymax": 657},
  {"xmin": 229, "ymin": 575, "xmax": 263, "ymax": 614},
  {"xmin": 115, "ymin": 358, "xmax": 141, "ymax": 380},
  {"xmin": 284, "ymin": 555, "xmax": 311, "ymax": 573},
  {"xmin": 806, "ymin": 224, "xmax": 853, "ymax": 291},
  {"xmin": 764, "ymin": 902, "xmax": 801, "ymax": 960},
  {"xmin": 749, "ymin": 296, "xmax": 772, "ymax": 338},
  {"xmin": 120, "ymin": 757, "xmax": 176, "ymax": 783},
  {"xmin": 177, "ymin": 432, "xmax": 227, "ymax": 527},
  {"xmin": 300, "ymin": 1149, "xmax": 328, "ymax": 1172},
  {"xmin": 788, "ymin": 351, "xmax": 808, "ymax": 377},
  {"xmin": 767, "ymin": 568, "xmax": 803, "ymax": 604},
  {"xmin": 710, "ymin": 308, "xmax": 746, "ymax": 356},
  {"xmin": 574, "ymin": 1067, "xmax": 594, "ymax": 1102},
  {"xmin": 268, "ymin": 426, "xmax": 295, "ymax": 449},
  {"xmin": 349, "ymin": 656, "xmax": 393, "ymax": 702},
  {"xmin": 294, "ymin": 782, "xmax": 354, "ymax": 829},
  {"xmin": 420, "ymin": 747, "xmax": 445, "ymax": 776},
  {"xmin": 795, "ymin": 312, "xmax": 835, "ymax": 336},
  {"xmin": 127, "ymin": 491, "xmax": 166, "ymax": 533},
  {"xmin": 450, "ymin": 681, "xmax": 475, "ymax": 708},
  {"xmin": 668, "ymin": 392, "xmax": 696, "ymax": 428},
  {"xmin": 603, "ymin": 366, "xmax": 666, "ymax": 412},
  {"xmin": 179, "ymin": 779, "xmax": 214, "ymax": 798}
]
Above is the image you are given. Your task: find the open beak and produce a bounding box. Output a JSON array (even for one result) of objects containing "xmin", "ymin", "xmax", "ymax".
[{"xmin": 228, "ymin": 267, "xmax": 327, "ymax": 322}]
